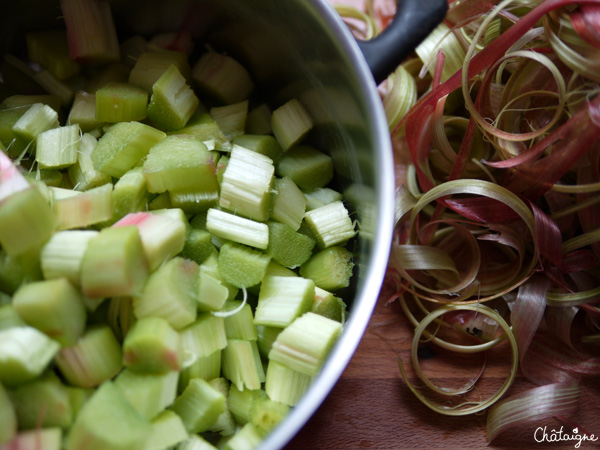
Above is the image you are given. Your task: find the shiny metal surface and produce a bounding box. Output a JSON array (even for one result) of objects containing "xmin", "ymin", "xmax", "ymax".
[{"xmin": 1, "ymin": 1, "xmax": 396, "ymax": 448}]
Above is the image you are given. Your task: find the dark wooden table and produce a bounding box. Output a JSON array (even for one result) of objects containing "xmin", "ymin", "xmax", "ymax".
[{"xmin": 285, "ymin": 293, "xmax": 600, "ymax": 449}]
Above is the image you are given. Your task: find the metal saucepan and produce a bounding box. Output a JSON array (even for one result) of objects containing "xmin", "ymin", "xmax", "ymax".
[{"xmin": 0, "ymin": 0, "xmax": 447, "ymax": 448}]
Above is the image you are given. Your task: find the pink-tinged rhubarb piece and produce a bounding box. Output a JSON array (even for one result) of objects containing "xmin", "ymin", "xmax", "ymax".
[
  {"xmin": 60, "ymin": 0, "xmax": 120, "ymax": 64},
  {"xmin": 113, "ymin": 211, "xmax": 186, "ymax": 272},
  {"xmin": 0, "ymin": 150, "xmax": 56, "ymax": 256}
]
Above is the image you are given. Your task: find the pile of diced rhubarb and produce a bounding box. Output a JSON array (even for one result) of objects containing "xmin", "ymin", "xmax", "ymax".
[{"xmin": 0, "ymin": 1, "xmax": 359, "ymax": 449}]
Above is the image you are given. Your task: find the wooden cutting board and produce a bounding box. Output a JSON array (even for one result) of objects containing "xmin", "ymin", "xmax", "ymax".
[{"xmin": 284, "ymin": 294, "xmax": 600, "ymax": 449}]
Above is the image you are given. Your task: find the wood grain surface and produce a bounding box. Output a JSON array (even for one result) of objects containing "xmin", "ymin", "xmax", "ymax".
[{"xmin": 285, "ymin": 294, "xmax": 600, "ymax": 449}]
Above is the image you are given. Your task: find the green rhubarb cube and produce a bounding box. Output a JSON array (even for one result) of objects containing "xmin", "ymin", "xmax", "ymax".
[
  {"xmin": 266, "ymin": 221, "xmax": 316, "ymax": 269},
  {"xmin": 0, "ymin": 250, "xmax": 28, "ymax": 295},
  {"xmin": 142, "ymin": 134, "xmax": 218, "ymax": 194},
  {"xmin": 67, "ymin": 133, "xmax": 112, "ymax": 192},
  {"xmin": 276, "ymin": 145, "xmax": 333, "ymax": 191},
  {"xmin": 114, "ymin": 211, "xmax": 186, "ymax": 272},
  {"xmin": 269, "ymin": 312, "xmax": 342, "ymax": 376},
  {"xmin": 129, "ymin": 49, "xmax": 191, "ymax": 93},
  {"xmin": 144, "ymin": 410, "xmax": 189, "ymax": 450},
  {"xmin": 10, "ymin": 373, "xmax": 74, "ymax": 429},
  {"xmin": 299, "ymin": 246, "xmax": 354, "ymax": 291},
  {"xmin": 12, "ymin": 278, "xmax": 87, "ymax": 347},
  {"xmin": 68, "ymin": 91, "xmax": 104, "ymax": 132},
  {"xmin": 40, "ymin": 230, "xmax": 98, "ymax": 286},
  {"xmin": 133, "ymin": 257, "xmax": 198, "ymax": 330},
  {"xmin": 0, "ymin": 326, "xmax": 60, "ymax": 386},
  {"xmin": 181, "ymin": 228, "xmax": 214, "ymax": 265},
  {"xmin": 264, "ymin": 360, "xmax": 312, "ymax": 407},
  {"xmin": 52, "ymin": 183, "xmax": 114, "ymax": 230},
  {"xmin": 217, "ymin": 242, "xmax": 272, "ymax": 289},
  {"xmin": 12, "ymin": 102, "xmax": 59, "ymax": 143},
  {"xmin": 114, "ymin": 369, "xmax": 179, "ymax": 420},
  {"xmin": 179, "ymin": 313, "xmax": 227, "ymax": 363},
  {"xmin": 271, "ymin": 98, "xmax": 313, "ymax": 151},
  {"xmin": 66, "ymin": 381, "xmax": 152, "ymax": 450},
  {"xmin": 123, "ymin": 316, "xmax": 182, "ymax": 373},
  {"xmin": 26, "ymin": 29, "xmax": 80, "ymax": 80},
  {"xmin": 95, "ymin": 82, "xmax": 148, "ymax": 123},
  {"xmin": 0, "ymin": 304, "xmax": 26, "ymax": 331},
  {"xmin": 312, "ymin": 287, "xmax": 347, "ymax": 323},
  {"xmin": 169, "ymin": 378, "xmax": 226, "ymax": 434},
  {"xmin": 80, "ymin": 225, "xmax": 149, "ymax": 299},
  {"xmin": 147, "ymin": 64, "xmax": 199, "ymax": 131},
  {"xmin": 232, "ymin": 134, "xmax": 283, "ymax": 163},
  {"xmin": 192, "ymin": 51, "xmax": 254, "ymax": 105},
  {"xmin": 0, "ymin": 382, "xmax": 17, "ymax": 444},
  {"xmin": 223, "ymin": 300, "xmax": 257, "ymax": 341},
  {"xmin": 5, "ymin": 428, "xmax": 62, "ymax": 450},
  {"xmin": 55, "ymin": 326, "xmax": 123, "ymax": 388},
  {"xmin": 111, "ymin": 167, "xmax": 149, "ymax": 223},
  {"xmin": 254, "ymin": 275, "xmax": 315, "ymax": 327},
  {"xmin": 36, "ymin": 124, "xmax": 80, "ymax": 169},
  {"xmin": 92, "ymin": 121, "xmax": 166, "ymax": 178},
  {"xmin": 171, "ymin": 112, "xmax": 228, "ymax": 149},
  {"xmin": 197, "ymin": 269, "xmax": 229, "ymax": 311},
  {"xmin": 222, "ymin": 339, "xmax": 265, "ymax": 391},
  {"xmin": 0, "ymin": 186, "xmax": 56, "ymax": 257}
]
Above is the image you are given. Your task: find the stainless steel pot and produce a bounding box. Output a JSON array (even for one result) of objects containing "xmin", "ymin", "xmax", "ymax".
[{"xmin": 1, "ymin": 0, "xmax": 446, "ymax": 448}]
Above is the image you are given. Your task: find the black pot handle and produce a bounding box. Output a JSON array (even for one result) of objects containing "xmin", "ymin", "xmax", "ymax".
[{"xmin": 356, "ymin": 0, "xmax": 448, "ymax": 84}]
